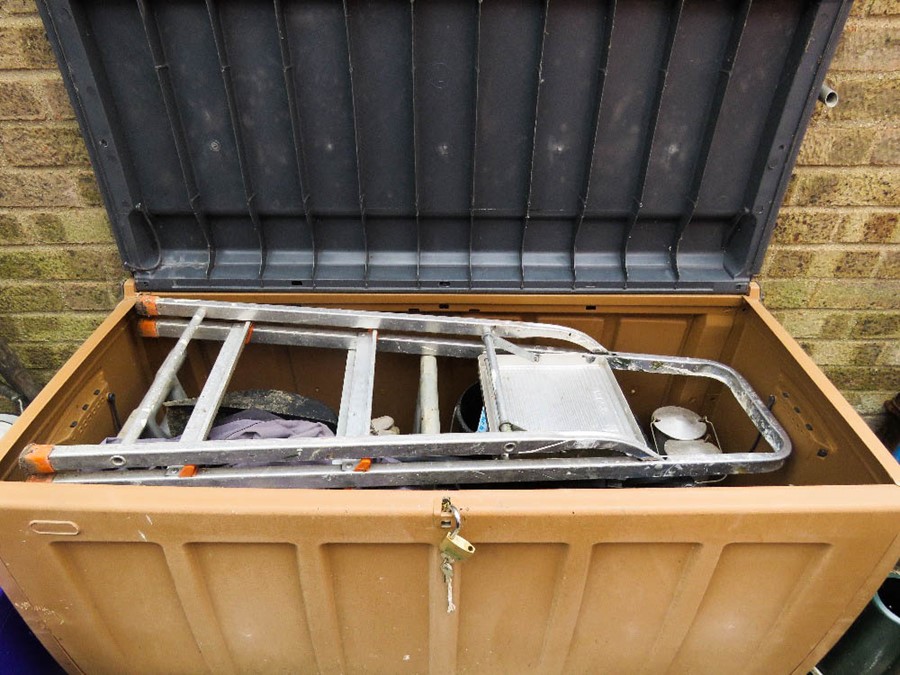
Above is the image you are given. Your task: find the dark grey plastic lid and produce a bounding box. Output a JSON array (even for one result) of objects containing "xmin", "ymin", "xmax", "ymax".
[{"xmin": 38, "ymin": 0, "xmax": 850, "ymax": 293}]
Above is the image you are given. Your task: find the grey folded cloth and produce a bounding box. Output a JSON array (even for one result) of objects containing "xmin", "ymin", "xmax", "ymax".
[
  {"xmin": 207, "ymin": 409, "xmax": 333, "ymax": 441},
  {"xmin": 162, "ymin": 390, "xmax": 338, "ymax": 435},
  {"xmin": 103, "ymin": 409, "xmax": 333, "ymax": 445}
]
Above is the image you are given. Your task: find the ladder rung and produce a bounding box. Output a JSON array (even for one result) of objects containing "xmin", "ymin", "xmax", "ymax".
[
  {"xmin": 180, "ymin": 321, "xmax": 251, "ymax": 443},
  {"xmin": 337, "ymin": 330, "xmax": 377, "ymax": 436},
  {"xmin": 118, "ymin": 308, "xmax": 206, "ymax": 443}
]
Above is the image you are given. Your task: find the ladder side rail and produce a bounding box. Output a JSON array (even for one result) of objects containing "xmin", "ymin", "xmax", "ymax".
[
  {"xmin": 139, "ymin": 297, "xmax": 608, "ymax": 354},
  {"xmin": 45, "ymin": 450, "xmax": 790, "ymax": 487},
  {"xmin": 118, "ymin": 308, "xmax": 206, "ymax": 443},
  {"xmin": 23, "ymin": 431, "xmax": 658, "ymax": 473},
  {"xmin": 180, "ymin": 321, "xmax": 251, "ymax": 443}
]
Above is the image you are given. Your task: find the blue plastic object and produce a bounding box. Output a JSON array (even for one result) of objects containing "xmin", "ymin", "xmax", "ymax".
[{"xmin": 0, "ymin": 588, "xmax": 64, "ymax": 674}]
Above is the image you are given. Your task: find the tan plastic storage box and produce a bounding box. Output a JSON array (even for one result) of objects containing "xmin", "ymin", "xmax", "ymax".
[{"xmin": 1, "ymin": 0, "xmax": 898, "ymax": 672}]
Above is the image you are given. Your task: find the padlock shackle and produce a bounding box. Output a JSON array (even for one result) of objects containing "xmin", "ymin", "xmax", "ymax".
[{"xmin": 448, "ymin": 504, "xmax": 462, "ymax": 535}]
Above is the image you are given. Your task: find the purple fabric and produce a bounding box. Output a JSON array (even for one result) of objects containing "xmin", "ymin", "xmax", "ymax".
[
  {"xmin": 206, "ymin": 409, "xmax": 333, "ymax": 441},
  {"xmin": 103, "ymin": 409, "xmax": 333, "ymax": 445}
]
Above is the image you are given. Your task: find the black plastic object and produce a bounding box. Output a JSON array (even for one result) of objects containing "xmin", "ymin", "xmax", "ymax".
[
  {"xmin": 452, "ymin": 383, "xmax": 484, "ymax": 433},
  {"xmin": 817, "ymin": 573, "xmax": 900, "ymax": 675},
  {"xmin": 37, "ymin": 0, "xmax": 851, "ymax": 293},
  {"xmin": 876, "ymin": 393, "xmax": 900, "ymax": 453}
]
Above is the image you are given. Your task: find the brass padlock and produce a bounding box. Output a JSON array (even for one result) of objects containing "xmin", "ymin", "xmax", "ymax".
[
  {"xmin": 440, "ymin": 530, "xmax": 476, "ymax": 561},
  {"xmin": 439, "ymin": 499, "xmax": 476, "ymax": 561}
]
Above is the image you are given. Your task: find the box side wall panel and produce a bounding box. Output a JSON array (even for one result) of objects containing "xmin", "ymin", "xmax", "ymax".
[{"xmin": 722, "ymin": 298, "xmax": 900, "ymax": 487}]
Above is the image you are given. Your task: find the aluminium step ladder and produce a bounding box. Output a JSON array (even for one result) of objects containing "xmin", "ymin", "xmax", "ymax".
[{"xmin": 19, "ymin": 297, "xmax": 791, "ymax": 488}]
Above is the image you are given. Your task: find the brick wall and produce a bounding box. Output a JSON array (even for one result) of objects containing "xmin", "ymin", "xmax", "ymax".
[
  {"xmin": 0, "ymin": 0, "xmax": 898, "ymax": 425},
  {"xmin": 0, "ymin": 1, "xmax": 124, "ymax": 413},
  {"xmin": 758, "ymin": 0, "xmax": 899, "ymax": 426}
]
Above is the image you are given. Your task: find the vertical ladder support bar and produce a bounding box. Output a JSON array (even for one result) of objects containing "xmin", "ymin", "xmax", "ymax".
[
  {"xmin": 119, "ymin": 308, "xmax": 207, "ymax": 444},
  {"xmin": 482, "ymin": 333, "xmax": 512, "ymax": 432},
  {"xmin": 417, "ymin": 355, "xmax": 440, "ymax": 434},
  {"xmin": 169, "ymin": 377, "xmax": 188, "ymax": 402},
  {"xmin": 337, "ymin": 330, "xmax": 378, "ymax": 436},
  {"xmin": 180, "ymin": 321, "xmax": 252, "ymax": 443}
]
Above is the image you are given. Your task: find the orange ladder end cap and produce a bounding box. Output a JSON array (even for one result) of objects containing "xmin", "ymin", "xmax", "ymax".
[
  {"xmin": 137, "ymin": 295, "xmax": 160, "ymax": 317},
  {"xmin": 137, "ymin": 318, "xmax": 159, "ymax": 338},
  {"xmin": 26, "ymin": 474, "xmax": 53, "ymax": 483},
  {"xmin": 21, "ymin": 444, "xmax": 55, "ymax": 475}
]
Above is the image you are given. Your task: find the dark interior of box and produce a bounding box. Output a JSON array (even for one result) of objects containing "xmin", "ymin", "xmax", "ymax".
[{"xmin": 1, "ymin": 297, "xmax": 892, "ymax": 488}]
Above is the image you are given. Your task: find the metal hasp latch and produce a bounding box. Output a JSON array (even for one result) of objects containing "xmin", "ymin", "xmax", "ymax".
[{"xmin": 19, "ymin": 297, "xmax": 791, "ymax": 488}]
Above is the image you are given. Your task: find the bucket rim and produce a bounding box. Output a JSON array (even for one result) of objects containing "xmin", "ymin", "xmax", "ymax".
[{"xmin": 873, "ymin": 572, "xmax": 900, "ymax": 626}]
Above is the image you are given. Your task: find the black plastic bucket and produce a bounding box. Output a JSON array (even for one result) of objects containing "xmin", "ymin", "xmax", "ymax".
[
  {"xmin": 816, "ymin": 572, "xmax": 900, "ymax": 675},
  {"xmin": 452, "ymin": 384, "xmax": 484, "ymax": 433}
]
